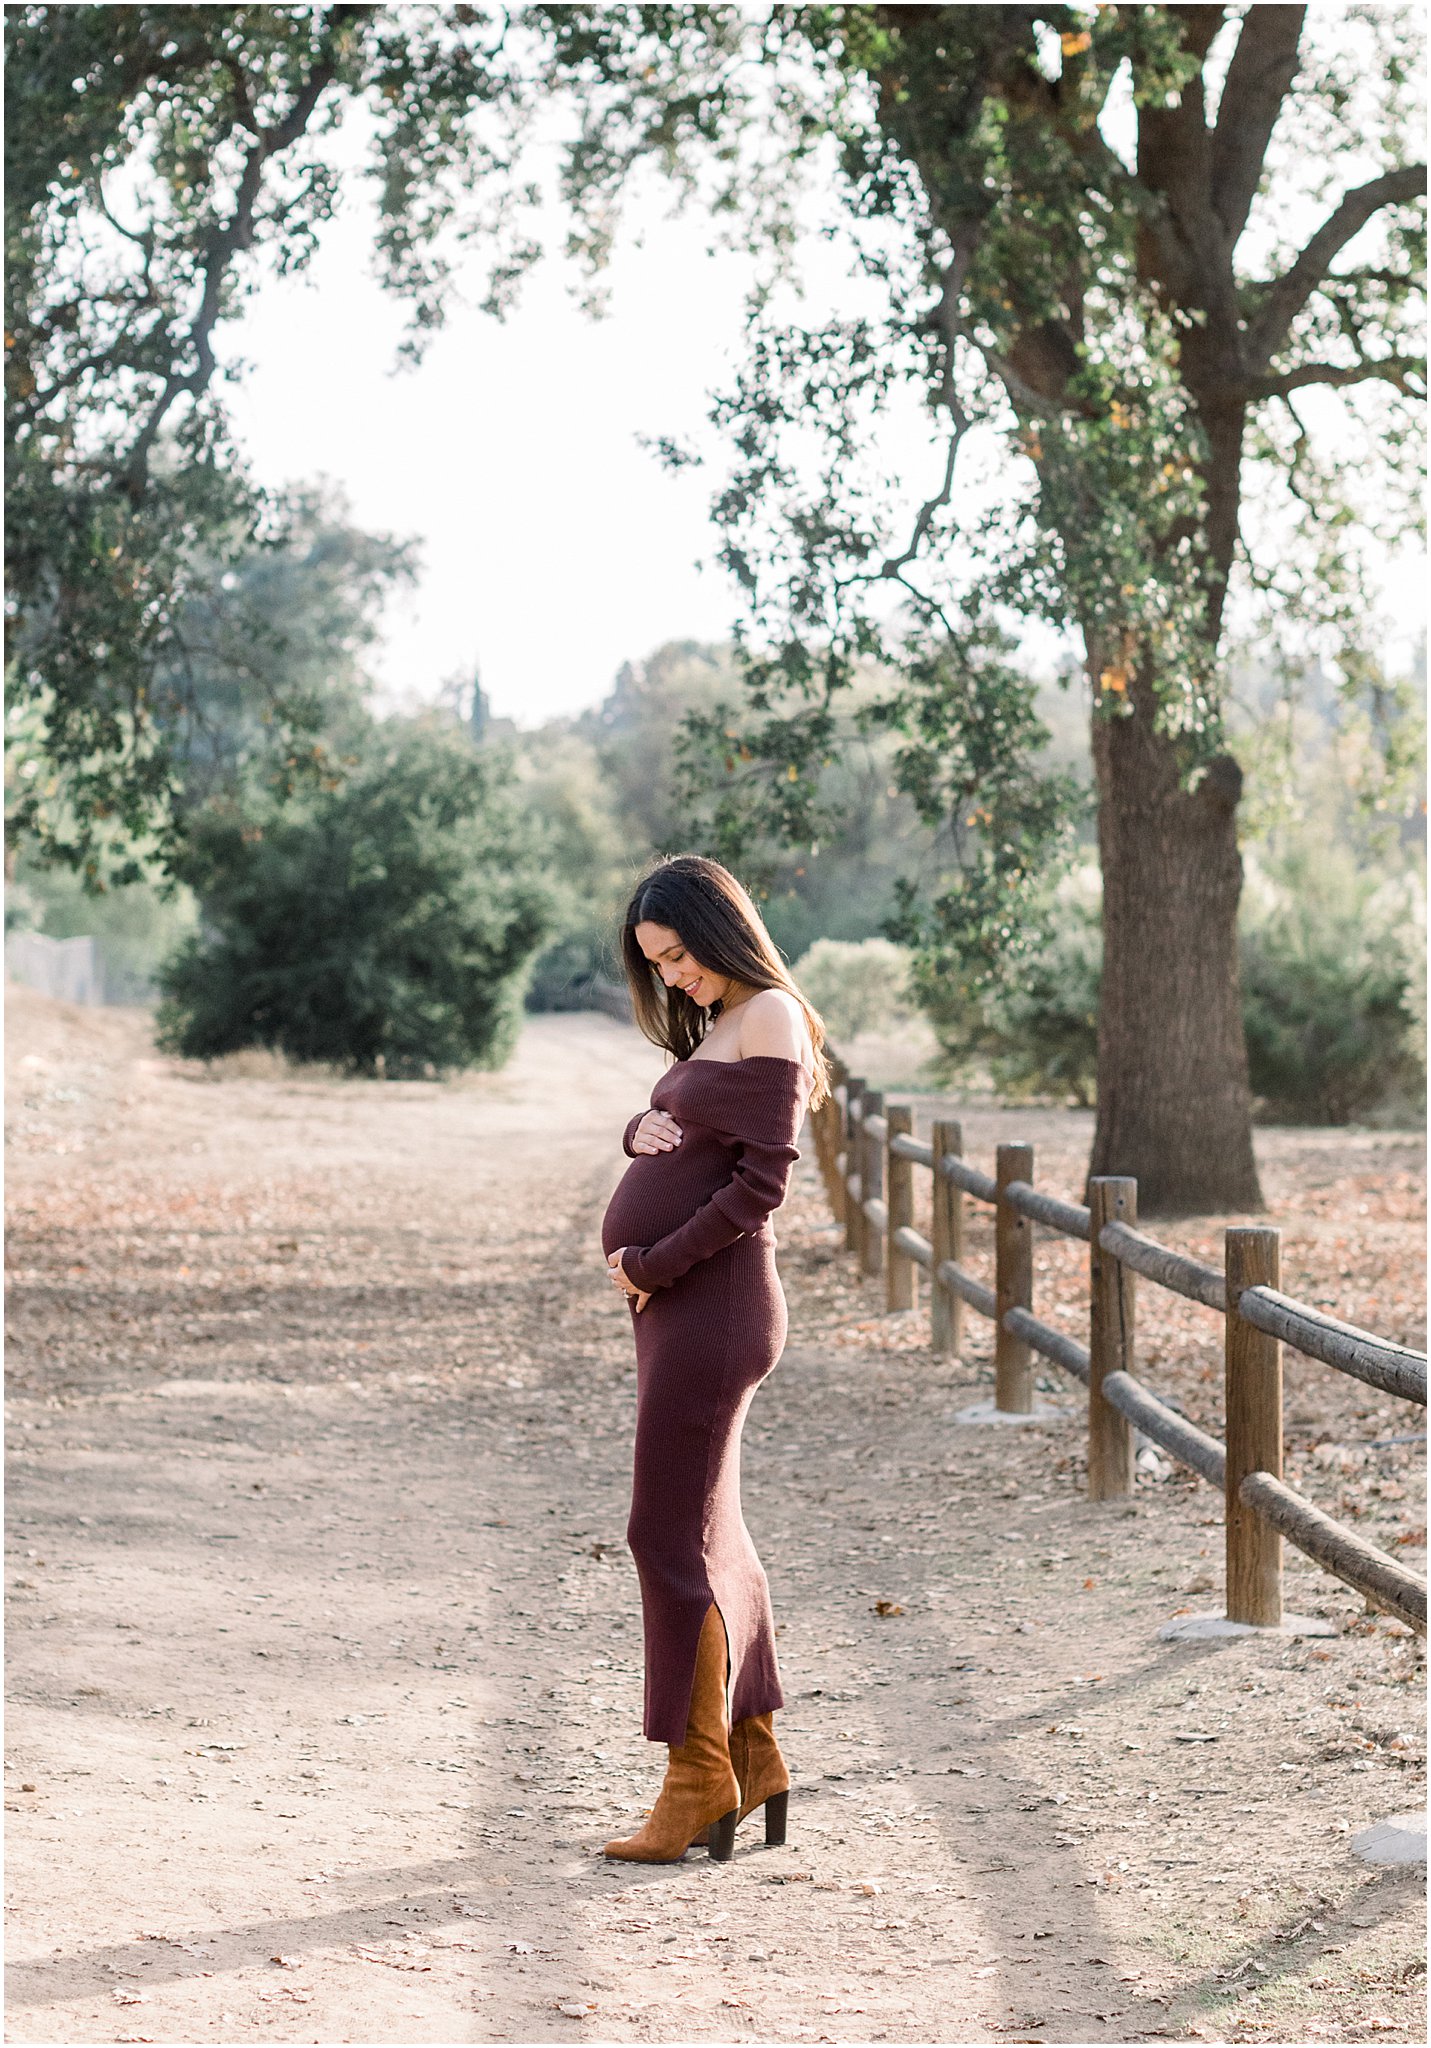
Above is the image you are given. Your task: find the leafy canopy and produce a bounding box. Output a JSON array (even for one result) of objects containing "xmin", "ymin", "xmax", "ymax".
[
  {"xmin": 537, "ymin": 4, "xmax": 1426, "ymax": 991},
  {"xmin": 5, "ymin": 2, "xmax": 542, "ymax": 875},
  {"xmin": 7, "ymin": 2, "xmax": 1423, "ymax": 988}
]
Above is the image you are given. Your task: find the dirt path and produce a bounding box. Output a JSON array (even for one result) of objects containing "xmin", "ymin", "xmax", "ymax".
[{"xmin": 5, "ymin": 994, "xmax": 1425, "ymax": 2045}]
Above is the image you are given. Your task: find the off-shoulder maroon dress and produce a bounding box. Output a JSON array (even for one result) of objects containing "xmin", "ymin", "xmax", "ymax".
[{"xmin": 601, "ymin": 1055, "xmax": 812, "ymax": 1746}]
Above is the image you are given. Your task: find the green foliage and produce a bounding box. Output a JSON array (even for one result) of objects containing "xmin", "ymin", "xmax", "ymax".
[
  {"xmin": 586, "ymin": 642, "xmax": 739, "ymax": 855},
  {"xmin": 790, "ymin": 936, "xmax": 912, "ymax": 1041},
  {"xmin": 159, "ymin": 484, "xmax": 415, "ymax": 816},
  {"xmin": 5, "ymin": 3, "xmax": 540, "ymax": 874},
  {"xmin": 869, "ymin": 621, "xmax": 1086, "ymax": 995},
  {"xmin": 918, "ymin": 842, "xmax": 1426, "ymax": 1124},
  {"xmin": 563, "ymin": 638, "xmax": 950, "ymax": 971},
  {"xmin": 1224, "ymin": 642, "xmax": 1426, "ymax": 1123},
  {"xmin": 508, "ymin": 720, "xmax": 633, "ymax": 1009},
  {"xmin": 982, "ymin": 878, "xmax": 1102, "ymax": 1107},
  {"xmin": 668, "ymin": 617, "xmax": 1084, "ymax": 989},
  {"xmin": 6, "ymin": 479, "xmax": 414, "ymax": 892},
  {"xmin": 156, "ymin": 722, "xmax": 555, "ymax": 1074},
  {"xmin": 1240, "ymin": 846, "xmax": 1425, "ymax": 1126},
  {"xmin": 542, "ymin": 3, "xmax": 1425, "ymax": 1032},
  {"xmin": 756, "ymin": 822, "xmax": 925, "ymax": 966},
  {"xmin": 921, "ymin": 867, "xmax": 1101, "ymax": 1106}
]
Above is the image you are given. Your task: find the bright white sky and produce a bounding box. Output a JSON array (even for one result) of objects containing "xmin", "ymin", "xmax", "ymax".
[{"xmin": 223, "ymin": 151, "xmax": 865, "ymax": 727}]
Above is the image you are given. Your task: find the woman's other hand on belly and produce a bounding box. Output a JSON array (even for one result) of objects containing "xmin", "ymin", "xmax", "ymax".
[
  {"xmin": 631, "ymin": 1111, "xmax": 682, "ymax": 1154},
  {"xmin": 607, "ymin": 1248, "xmax": 653, "ymax": 1313}
]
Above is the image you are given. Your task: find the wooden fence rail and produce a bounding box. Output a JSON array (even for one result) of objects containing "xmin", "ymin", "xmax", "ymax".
[{"xmin": 808, "ymin": 1053, "xmax": 1428, "ymax": 1635}]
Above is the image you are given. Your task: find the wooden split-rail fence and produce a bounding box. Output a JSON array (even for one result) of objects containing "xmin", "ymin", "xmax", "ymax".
[{"xmin": 807, "ymin": 1054, "xmax": 1427, "ymax": 1636}]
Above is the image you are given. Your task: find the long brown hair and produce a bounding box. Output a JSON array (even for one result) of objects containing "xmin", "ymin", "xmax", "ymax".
[{"xmin": 619, "ymin": 854, "xmax": 832, "ymax": 1108}]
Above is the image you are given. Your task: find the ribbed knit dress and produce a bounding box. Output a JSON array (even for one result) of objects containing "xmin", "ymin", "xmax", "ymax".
[{"xmin": 601, "ymin": 1054, "xmax": 811, "ymax": 1746}]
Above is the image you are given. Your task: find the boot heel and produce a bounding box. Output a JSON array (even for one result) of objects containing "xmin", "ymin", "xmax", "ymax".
[
  {"xmin": 764, "ymin": 1790, "xmax": 789, "ymax": 1847},
  {"xmin": 708, "ymin": 1808, "xmax": 737, "ymax": 1862}
]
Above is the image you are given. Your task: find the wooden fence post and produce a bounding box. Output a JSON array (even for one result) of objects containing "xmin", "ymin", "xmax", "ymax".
[
  {"xmin": 994, "ymin": 1141, "xmax": 1034, "ymax": 1413},
  {"xmin": 843, "ymin": 1077, "xmax": 865, "ymax": 1258},
  {"xmin": 861, "ymin": 1089, "xmax": 885, "ymax": 1280},
  {"xmin": 1088, "ymin": 1177, "xmax": 1136, "ymax": 1499},
  {"xmin": 930, "ymin": 1117, "xmax": 963, "ymax": 1358},
  {"xmin": 1226, "ymin": 1226, "xmax": 1284, "ymax": 1626},
  {"xmin": 886, "ymin": 1104, "xmax": 914, "ymax": 1312},
  {"xmin": 830, "ymin": 1085, "xmax": 849, "ymax": 1228},
  {"xmin": 812, "ymin": 1069, "xmax": 846, "ymax": 1226}
]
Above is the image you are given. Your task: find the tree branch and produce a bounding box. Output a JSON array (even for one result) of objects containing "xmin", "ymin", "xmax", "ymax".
[
  {"xmin": 1165, "ymin": 4, "xmax": 1228, "ymax": 66},
  {"xmin": 120, "ymin": 18, "xmax": 357, "ymax": 498},
  {"xmin": 1246, "ymin": 163, "xmax": 1427, "ymax": 367},
  {"xmin": 1250, "ymin": 353, "xmax": 1425, "ymax": 399},
  {"xmin": 15, "ymin": 312, "xmax": 169, "ymax": 427},
  {"xmin": 1210, "ymin": 4, "xmax": 1304, "ymax": 247},
  {"xmin": 878, "ymin": 249, "xmax": 974, "ymax": 580},
  {"xmin": 94, "ymin": 177, "xmax": 155, "ymax": 251},
  {"xmin": 1133, "ymin": 7, "xmax": 1237, "ymax": 315}
]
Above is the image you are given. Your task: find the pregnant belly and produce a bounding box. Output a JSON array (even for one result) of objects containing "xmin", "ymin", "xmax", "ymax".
[{"xmin": 602, "ymin": 1154, "xmax": 720, "ymax": 1258}]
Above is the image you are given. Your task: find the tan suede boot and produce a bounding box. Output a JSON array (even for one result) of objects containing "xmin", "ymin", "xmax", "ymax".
[
  {"xmin": 604, "ymin": 1606, "xmax": 740, "ymax": 1863},
  {"xmin": 693, "ymin": 1711, "xmax": 791, "ymax": 1849},
  {"xmin": 733, "ymin": 1713, "xmax": 790, "ymax": 1844}
]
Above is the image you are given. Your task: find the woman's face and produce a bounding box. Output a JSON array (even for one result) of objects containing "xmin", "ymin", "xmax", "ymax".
[{"xmin": 635, "ymin": 921, "xmax": 730, "ymax": 1009}]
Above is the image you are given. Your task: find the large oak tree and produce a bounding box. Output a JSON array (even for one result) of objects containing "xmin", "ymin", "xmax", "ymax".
[{"xmin": 542, "ymin": 2, "xmax": 1424, "ymax": 1210}]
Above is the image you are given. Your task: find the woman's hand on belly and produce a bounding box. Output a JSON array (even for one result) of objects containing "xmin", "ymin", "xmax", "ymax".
[
  {"xmin": 607, "ymin": 1248, "xmax": 653, "ymax": 1314},
  {"xmin": 631, "ymin": 1111, "xmax": 683, "ymax": 1154}
]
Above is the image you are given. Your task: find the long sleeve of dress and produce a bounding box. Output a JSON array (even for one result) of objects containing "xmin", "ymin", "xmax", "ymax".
[
  {"xmin": 620, "ymin": 1061, "xmax": 809, "ymax": 1293},
  {"xmin": 622, "ymin": 1113, "xmax": 645, "ymax": 1159}
]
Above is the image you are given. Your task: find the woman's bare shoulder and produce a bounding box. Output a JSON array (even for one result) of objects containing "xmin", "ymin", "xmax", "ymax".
[{"xmin": 739, "ymin": 988, "xmax": 813, "ymax": 1069}]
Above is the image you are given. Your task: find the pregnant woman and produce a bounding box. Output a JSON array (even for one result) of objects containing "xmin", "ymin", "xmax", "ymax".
[{"xmin": 601, "ymin": 854, "xmax": 830, "ymax": 1863}]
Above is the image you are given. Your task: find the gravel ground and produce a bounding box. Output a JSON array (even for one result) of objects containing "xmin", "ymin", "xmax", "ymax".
[{"xmin": 5, "ymin": 990, "xmax": 1425, "ymax": 2046}]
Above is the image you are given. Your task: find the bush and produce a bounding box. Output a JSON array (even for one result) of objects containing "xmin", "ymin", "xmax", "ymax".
[
  {"xmin": 916, "ymin": 851, "xmax": 1426, "ymax": 1123},
  {"xmin": 1240, "ymin": 852, "xmax": 1425, "ymax": 1124},
  {"xmin": 792, "ymin": 937, "xmax": 914, "ymax": 1040},
  {"xmin": 982, "ymin": 878, "xmax": 1101, "ymax": 1105},
  {"xmin": 919, "ymin": 868, "xmax": 1101, "ymax": 1104},
  {"xmin": 157, "ymin": 723, "xmax": 555, "ymax": 1075}
]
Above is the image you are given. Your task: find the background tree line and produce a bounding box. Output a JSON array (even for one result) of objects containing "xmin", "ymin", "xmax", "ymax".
[
  {"xmin": 6, "ymin": 5, "xmax": 1425, "ymax": 1194},
  {"xmin": 11, "ymin": 479, "xmax": 1423, "ymax": 1125}
]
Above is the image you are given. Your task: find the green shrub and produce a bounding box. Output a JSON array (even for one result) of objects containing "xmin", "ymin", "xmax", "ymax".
[
  {"xmin": 1240, "ymin": 853, "xmax": 1425, "ymax": 1124},
  {"xmin": 920, "ymin": 868, "xmax": 1101, "ymax": 1104},
  {"xmin": 982, "ymin": 880, "xmax": 1101, "ymax": 1105},
  {"xmin": 916, "ymin": 851, "xmax": 1425, "ymax": 1123},
  {"xmin": 157, "ymin": 723, "xmax": 555, "ymax": 1075},
  {"xmin": 792, "ymin": 937, "xmax": 914, "ymax": 1039}
]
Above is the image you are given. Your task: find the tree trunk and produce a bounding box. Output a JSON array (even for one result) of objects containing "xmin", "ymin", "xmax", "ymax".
[{"xmin": 1088, "ymin": 667, "xmax": 1263, "ymax": 1217}]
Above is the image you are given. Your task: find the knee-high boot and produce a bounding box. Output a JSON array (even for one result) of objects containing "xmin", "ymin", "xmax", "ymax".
[
  {"xmin": 603, "ymin": 1605, "xmax": 740, "ymax": 1863},
  {"xmin": 731, "ymin": 1713, "xmax": 790, "ymax": 1842}
]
